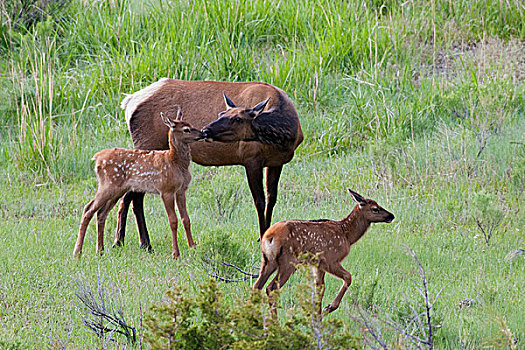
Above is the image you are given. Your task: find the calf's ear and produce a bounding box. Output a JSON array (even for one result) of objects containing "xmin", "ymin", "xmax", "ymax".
[
  {"xmin": 160, "ymin": 112, "xmax": 172, "ymax": 128},
  {"xmin": 175, "ymin": 105, "xmax": 183, "ymax": 120},
  {"xmin": 348, "ymin": 188, "xmax": 366, "ymax": 205}
]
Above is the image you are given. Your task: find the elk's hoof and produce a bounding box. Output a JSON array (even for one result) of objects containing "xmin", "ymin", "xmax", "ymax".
[
  {"xmin": 140, "ymin": 243, "xmax": 154, "ymax": 253},
  {"xmin": 323, "ymin": 304, "xmax": 338, "ymax": 313}
]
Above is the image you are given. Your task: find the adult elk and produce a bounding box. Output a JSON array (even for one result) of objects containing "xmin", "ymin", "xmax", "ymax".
[
  {"xmin": 115, "ymin": 79, "xmax": 303, "ymax": 250},
  {"xmin": 74, "ymin": 108, "xmax": 202, "ymax": 258},
  {"xmin": 253, "ymin": 189, "xmax": 395, "ymax": 315}
]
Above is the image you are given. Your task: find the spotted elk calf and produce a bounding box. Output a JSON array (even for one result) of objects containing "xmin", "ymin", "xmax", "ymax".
[
  {"xmin": 253, "ymin": 189, "xmax": 395, "ymax": 315},
  {"xmin": 73, "ymin": 107, "xmax": 203, "ymax": 258}
]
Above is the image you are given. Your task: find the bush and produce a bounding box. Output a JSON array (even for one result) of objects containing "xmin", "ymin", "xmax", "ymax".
[
  {"xmin": 144, "ymin": 277, "xmax": 361, "ymax": 350},
  {"xmin": 470, "ymin": 191, "xmax": 504, "ymax": 246}
]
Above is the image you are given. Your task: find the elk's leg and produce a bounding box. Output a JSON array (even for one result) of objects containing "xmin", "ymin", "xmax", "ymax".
[
  {"xmin": 264, "ymin": 165, "xmax": 282, "ymax": 230},
  {"xmin": 266, "ymin": 256, "xmax": 296, "ymax": 317},
  {"xmin": 175, "ymin": 192, "xmax": 194, "ymax": 248},
  {"xmin": 253, "ymin": 253, "xmax": 278, "ymax": 290},
  {"xmin": 161, "ymin": 192, "xmax": 180, "ymax": 259},
  {"xmin": 132, "ymin": 192, "xmax": 152, "ymax": 251},
  {"xmin": 74, "ymin": 199, "xmax": 96, "ymax": 256},
  {"xmin": 267, "ymin": 254, "xmax": 296, "ymax": 294},
  {"xmin": 96, "ymin": 197, "xmax": 121, "ymax": 255},
  {"xmin": 312, "ymin": 266, "xmax": 326, "ymax": 317},
  {"xmin": 74, "ymin": 191, "xmax": 113, "ymax": 257},
  {"xmin": 324, "ymin": 262, "xmax": 352, "ymax": 313},
  {"xmin": 113, "ymin": 191, "xmax": 134, "ymax": 247},
  {"xmin": 245, "ymin": 164, "xmax": 266, "ymax": 238}
]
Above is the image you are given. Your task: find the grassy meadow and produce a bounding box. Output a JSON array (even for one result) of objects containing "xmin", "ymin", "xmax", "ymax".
[{"xmin": 0, "ymin": 0, "xmax": 524, "ymax": 348}]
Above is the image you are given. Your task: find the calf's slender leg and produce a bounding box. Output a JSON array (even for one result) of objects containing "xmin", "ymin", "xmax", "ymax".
[
  {"xmin": 161, "ymin": 192, "xmax": 180, "ymax": 259},
  {"xmin": 96, "ymin": 197, "xmax": 120, "ymax": 255},
  {"xmin": 253, "ymin": 254, "xmax": 278, "ymax": 290},
  {"xmin": 312, "ymin": 267, "xmax": 326, "ymax": 317},
  {"xmin": 266, "ymin": 256, "xmax": 296, "ymax": 318},
  {"xmin": 175, "ymin": 192, "xmax": 194, "ymax": 248},
  {"xmin": 74, "ymin": 190, "xmax": 114, "ymax": 256},
  {"xmin": 324, "ymin": 262, "xmax": 352, "ymax": 313},
  {"xmin": 74, "ymin": 199, "xmax": 96, "ymax": 256}
]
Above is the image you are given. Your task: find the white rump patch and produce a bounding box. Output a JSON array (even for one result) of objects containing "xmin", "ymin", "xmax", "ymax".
[
  {"xmin": 121, "ymin": 77, "xmax": 171, "ymax": 125},
  {"xmin": 262, "ymin": 237, "xmax": 278, "ymax": 259}
]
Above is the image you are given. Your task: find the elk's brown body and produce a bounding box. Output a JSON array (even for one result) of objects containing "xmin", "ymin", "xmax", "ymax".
[
  {"xmin": 115, "ymin": 78, "xmax": 303, "ymax": 249},
  {"xmin": 253, "ymin": 189, "xmax": 395, "ymax": 315},
  {"xmin": 74, "ymin": 109, "xmax": 202, "ymax": 258}
]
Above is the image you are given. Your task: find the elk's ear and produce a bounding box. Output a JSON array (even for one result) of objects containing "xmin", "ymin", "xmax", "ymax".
[
  {"xmin": 348, "ymin": 189, "xmax": 366, "ymax": 206},
  {"xmin": 161, "ymin": 112, "xmax": 173, "ymax": 128},
  {"xmin": 250, "ymin": 97, "xmax": 270, "ymax": 117},
  {"xmin": 175, "ymin": 105, "xmax": 183, "ymax": 120},
  {"xmin": 223, "ymin": 92, "xmax": 236, "ymax": 109}
]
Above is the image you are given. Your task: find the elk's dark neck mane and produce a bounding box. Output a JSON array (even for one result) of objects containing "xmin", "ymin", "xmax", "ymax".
[
  {"xmin": 252, "ymin": 109, "xmax": 298, "ymax": 147},
  {"xmin": 340, "ymin": 205, "xmax": 371, "ymax": 245},
  {"xmin": 168, "ymin": 134, "xmax": 191, "ymax": 168}
]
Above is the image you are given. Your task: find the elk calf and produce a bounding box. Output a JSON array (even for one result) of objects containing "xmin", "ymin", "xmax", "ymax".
[
  {"xmin": 73, "ymin": 107, "xmax": 202, "ymax": 258},
  {"xmin": 253, "ymin": 189, "xmax": 395, "ymax": 314}
]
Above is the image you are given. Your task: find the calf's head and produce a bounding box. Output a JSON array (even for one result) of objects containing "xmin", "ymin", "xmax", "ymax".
[
  {"xmin": 349, "ymin": 189, "xmax": 395, "ymax": 223},
  {"xmin": 161, "ymin": 107, "xmax": 204, "ymax": 143},
  {"xmin": 201, "ymin": 93, "xmax": 270, "ymax": 142}
]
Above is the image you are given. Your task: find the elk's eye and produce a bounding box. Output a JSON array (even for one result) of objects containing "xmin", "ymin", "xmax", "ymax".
[
  {"xmin": 183, "ymin": 128, "xmax": 191, "ymax": 133},
  {"xmin": 372, "ymin": 208, "xmax": 379, "ymax": 213},
  {"xmin": 234, "ymin": 117, "xmax": 241, "ymax": 122}
]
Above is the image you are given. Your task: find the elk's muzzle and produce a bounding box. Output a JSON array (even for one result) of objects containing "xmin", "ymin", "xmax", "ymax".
[{"xmin": 201, "ymin": 127, "xmax": 213, "ymax": 141}]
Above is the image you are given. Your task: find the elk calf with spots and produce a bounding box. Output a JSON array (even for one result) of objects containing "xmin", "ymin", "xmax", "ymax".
[
  {"xmin": 73, "ymin": 107, "xmax": 203, "ymax": 258},
  {"xmin": 253, "ymin": 189, "xmax": 395, "ymax": 314}
]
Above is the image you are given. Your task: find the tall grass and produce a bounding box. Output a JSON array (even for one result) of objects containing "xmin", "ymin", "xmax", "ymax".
[
  {"xmin": 12, "ymin": 36, "xmax": 60, "ymax": 181},
  {"xmin": 2, "ymin": 0, "xmax": 524, "ymax": 177}
]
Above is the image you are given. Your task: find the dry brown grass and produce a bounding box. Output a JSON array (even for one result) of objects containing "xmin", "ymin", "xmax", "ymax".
[{"xmin": 417, "ymin": 38, "xmax": 525, "ymax": 82}]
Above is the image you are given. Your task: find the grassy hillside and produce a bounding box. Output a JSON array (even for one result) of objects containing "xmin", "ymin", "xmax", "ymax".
[{"xmin": 0, "ymin": 0, "xmax": 524, "ymax": 348}]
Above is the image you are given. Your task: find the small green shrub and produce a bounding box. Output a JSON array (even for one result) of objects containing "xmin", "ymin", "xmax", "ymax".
[
  {"xmin": 144, "ymin": 277, "xmax": 361, "ymax": 350},
  {"xmin": 509, "ymin": 142, "xmax": 524, "ymax": 195},
  {"xmin": 0, "ymin": 339, "xmax": 25, "ymax": 350},
  {"xmin": 470, "ymin": 191, "xmax": 504, "ymax": 246},
  {"xmin": 197, "ymin": 229, "xmax": 252, "ymax": 268}
]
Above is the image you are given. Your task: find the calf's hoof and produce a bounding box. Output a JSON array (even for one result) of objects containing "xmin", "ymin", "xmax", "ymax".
[{"xmin": 323, "ymin": 304, "xmax": 338, "ymax": 313}]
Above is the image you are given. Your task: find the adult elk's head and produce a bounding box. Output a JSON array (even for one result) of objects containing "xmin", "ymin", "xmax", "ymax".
[{"xmin": 201, "ymin": 93, "xmax": 270, "ymax": 142}]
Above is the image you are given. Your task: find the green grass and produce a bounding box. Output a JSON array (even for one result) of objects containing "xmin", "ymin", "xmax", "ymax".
[{"xmin": 0, "ymin": 0, "xmax": 524, "ymax": 348}]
